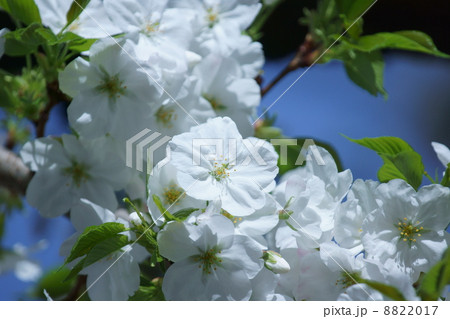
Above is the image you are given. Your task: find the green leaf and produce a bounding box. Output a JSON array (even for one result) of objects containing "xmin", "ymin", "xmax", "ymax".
[
  {"xmin": 346, "ymin": 136, "xmax": 413, "ymax": 155},
  {"xmin": 172, "ymin": 208, "xmax": 198, "ymax": 221},
  {"xmin": 359, "ymin": 279, "xmax": 406, "ymax": 301},
  {"xmin": 152, "ymin": 194, "xmax": 177, "ymax": 221},
  {"xmin": 83, "ymin": 234, "xmax": 130, "ymax": 268},
  {"xmin": 53, "ymin": 31, "xmax": 96, "ymax": 52},
  {"xmin": 32, "ymin": 267, "xmax": 76, "ymax": 300},
  {"xmin": 272, "ymin": 137, "xmax": 343, "ymax": 175},
  {"xmin": 66, "ymin": 0, "xmax": 91, "ymax": 30},
  {"xmin": 63, "ymin": 257, "xmax": 87, "ymax": 282},
  {"xmin": 3, "ymin": 23, "xmax": 47, "ymax": 56},
  {"xmin": 336, "ymin": 0, "xmax": 376, "ymax": 21},
  {"xmin": 441, "ymin": 164, "xmax": 450, "ymax": 187},
  {"xmin": 64, "ymin": 222, "xmax": 126, "ymax": 264},
  {"xmin": 418, "ymin": 248, "xmax": 450, "ymax": 300},
  {"xmin": 378, "ymin": 151, "xmax": 424, "ymax": 190},
  {"xmin": 346, "ymin": 31, "xmax": 449, "ymax": 58},
  {"xmin": 346, "ymin": 136, "xmax": 424, "ymax": 190},
  {"xmin": 3, "ymin": 0, "xmax": 41, "ymax": 25},
  {"xmin": 129, "ymin": 278, "xmax": 165, "ymax": 301},
  {"xmin": 344, "ymin": 50, "xmax": 387, "ymax": 97}
]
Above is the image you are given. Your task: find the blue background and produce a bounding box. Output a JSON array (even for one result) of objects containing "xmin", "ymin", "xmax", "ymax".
[{"xmin": 0, "ymin": 51, "xmax": 449, "ymax": 300}]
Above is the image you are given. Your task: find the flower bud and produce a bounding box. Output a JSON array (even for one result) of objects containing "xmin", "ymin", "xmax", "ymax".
[{"xmin": 262, "ymin": 250, "xmax": 290, "ymax": 274}]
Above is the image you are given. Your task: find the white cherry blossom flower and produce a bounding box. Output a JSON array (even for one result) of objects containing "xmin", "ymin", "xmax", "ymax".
[
  {"xmin": 59, "ymin": 37, "xmax": 162, "ymax": 140},
  {"xmin": 21, "ymin": 135, "xmax": 129, "ymax": 218},
  {"xmin": 147, "ymin": 163, "xmax": 204, "ymax": 225},
  {"xmin": 334, "ymin": 179, "xmax": 380, "ymax": 254},
  {"xmin": 169, "ymin": 117, "xmax": 278, "ymax": 216},
  {"xmin": 35, "ymin": 0, "xmax": 120, "ymax": 38},
  {"xmin": 362, "ymin": 179, "xmax": 450, "ymax": 281},
  {"xmin": 104, "ymin": 0, "xmax": 194, "ymax": 65},
  {"xmin": 193, "ymin": 54, "xmax": 261, "ymax": 137},
  {"xmin": 61, "ymin": 199, "xmax": 148, "ymax": 301},
  {"xmin": 273, "ymin": 146, "xmax": 352, "ymax": 249},
  {"xmin": 158, "ymin": 214, "xmax": 263, "ymax": 300}
]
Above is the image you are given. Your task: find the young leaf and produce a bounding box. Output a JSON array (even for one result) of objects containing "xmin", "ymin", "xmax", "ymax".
[
  {"xmin": 346, "ymin": 136, "xmax": 424, "ymax": 190},
  {"xmin": 64, "ymin": 222, "xmax": 126, "ymax": 264},
  {"xmin": 152, "ymin": 194, "xmax": 177, "ymax": 221},
  {"xmin": 343, "ymin": 50, "xmax": 387, "ymax": 97},
  {"xmin": 66, "ymin": 0, "xmax": 91, "ymax": 29},
  {"xmin": 32, "ymin": 267, "xmax": 76, "ymax": 300},
  {"xmin": 378, "ymin": 151, "xmax": 424, "ymax": 190},
  {"xmin": 345, "ymin": 31, "xmax": 450, "ymax": 58},
  {"xmin": 63, "ymin": 257, "xmax": 87, "ymax": 282},
  {"xmin": 418, "ymin": 248, "xmax": 450, "ymax": 301},
  {"xmin": 441, "ymin": 164, "xmax": 450, "ymax": 187},
  {"xmin": 3, "ymin": 23, "xmax": 47, "ymax": 56},
  {"xmin": 336, "ymin": 0, "xmax": 376, "ymax": 21},
  {"xmin": 129, "ymin": 278, "xmax": 165, "ymax": 301},
  {"xmin": 82, "ymin": 234, "xmax": 130, "ymax": 269},
  {"xmin": 172, "ymin": 208, "xmax": 198, "ymax": 221},
  {"xmin": 4, "ymin": 0, "xmax": 41, "ymax": 25}
]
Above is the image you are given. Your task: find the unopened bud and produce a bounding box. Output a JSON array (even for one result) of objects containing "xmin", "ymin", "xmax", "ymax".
[{"xmin": 262, "ymin": 250, "xmax": 290, "ymax": 274}]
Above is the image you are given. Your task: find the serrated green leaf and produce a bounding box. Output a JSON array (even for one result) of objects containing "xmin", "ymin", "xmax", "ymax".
[
  {"xmin": 346, "ymin": 136, "xmax": 424, "ymax": 190},
  {"xmin": 359, "ymin": 279, "xmax": 406, "ymax": 301},
  {"xmin": 272, "ymin": 137, "xmax": 343, "ymax": 175},
  {"xmin": 418, "ymin": 248, "xmax": 450, "ymax": 300},
  {"xmin": 441, "ymin": 164, "xmax": 450, "ymax": 187},
  {"xmin": 344, "ymin": 50, "xmax": 387, "ymax": 97},
  {"xmin": 63, "ymin": 257, "xmax": 87, "ymax": 282},
  {"xmin": 129, "ymin": 278, "xmax": 165, "ymax": 301},
  {"xmin": 66, "ymin": 0, "xmax": 91, "ymax": 30},
  {"xmin": 3, "ymin": 23, "xmax": 46, "ymax": 56},
  {"xmin": 345, "ymin": 31, "xmax": 449, "ymax": 58},
  {"xmin": 336, "ymin": 0, "xmax": 375, "ymax": 21},
  {"xmin": 83, "ymin": 234, "xmax": 130, "ymax": 269},
  {"xmin": 5, "ymin": 0, "xmax": 41, "ymax": 25},
  {"xmin": 152, "ymin": 194, "xmax": 177, "ymax": 221},
  {"xmin": 64, "ymin": 222, "xmax": 126, "ymax": 265},
  {"xmin": 32, "ymin": 267, "xmax": 76, "ymax": 299},
  {"xmin": 172, "ymin": 208, "xmax": 198, "ymax": 221},
  {"xmin": 378, "ymin": 151, "xmax": 424, "ymax": 190},
  {"xmin": 346, "ymin": 136, "xmax": 413, "ymax": 154}
]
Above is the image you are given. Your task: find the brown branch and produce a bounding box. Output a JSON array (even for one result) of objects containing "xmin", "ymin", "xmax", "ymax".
[
  {"xmin": 0, "ymin": 145, "xmax": 32, "ymax": 195},
  {"xmin": 261, "ymin": 33, "xmax": 320, "ymax": 96},
  {"xmin": 34, "ymin": 80, "xmax": 69, "ymax": 138}
]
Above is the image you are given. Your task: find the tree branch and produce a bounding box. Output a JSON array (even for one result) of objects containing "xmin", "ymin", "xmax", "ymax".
[
  {"xmin": 261, "ymin": 34, "xmax": 320, "ymax": 96},
  {"xmin": 0, "ymin": 146, "xmax": 32, "ymax": 195}
]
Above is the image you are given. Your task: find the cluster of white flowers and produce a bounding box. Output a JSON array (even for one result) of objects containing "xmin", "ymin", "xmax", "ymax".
[{"xmin": 17, "ymin": 0, "xmax": 449, "ymax": 301}]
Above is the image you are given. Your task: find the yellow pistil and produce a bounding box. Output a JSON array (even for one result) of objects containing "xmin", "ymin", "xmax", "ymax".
[
  {"xmin": 62, "ymin": 160, "xmax": 90, "ymax": 188},
  {"xmin": 397, "ymin": 218, "xmax": 425, "ymax": 244},
  {"xmin": 162, "ymin": 184, "xmax": 185, "ymax": 206},
  {"xmin": 194, "ymin": 247, "xmax": 222, "ymax": 274},
  {"xmin": 221, "ymin": 211, "xmax": 243, "ymax": 224},
  {"xmin": 142, "ymin": 22, "xmax": 160, "ymax": 36},
  {"xmin": 209, "ymin": 162, "xmax": 232, "ymax": 181},
  {"xmin": 155, "ymin": 106, "xmax": 177, "ymax": 128},
  {"xmin": 203, "ymin": 94, "xmax": 227, "ymax": 111},
  {"xmin": 206, "ymin": 7, "xmax": 219, "ymax": 28},
  {"xmin": 97, "ymin": 74, "xmax": 127, "ymax": 100}
]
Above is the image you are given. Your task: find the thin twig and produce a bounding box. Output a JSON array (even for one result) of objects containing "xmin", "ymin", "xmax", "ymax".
[{"xmin": 261, "ymin": 34, "xmax": 319, "ymax": 96}]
